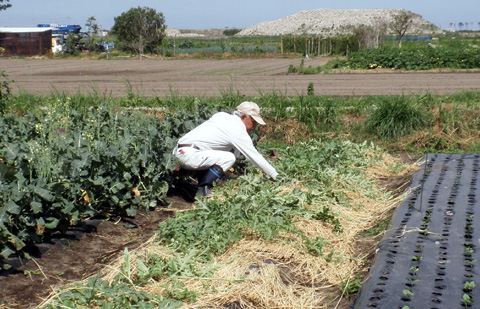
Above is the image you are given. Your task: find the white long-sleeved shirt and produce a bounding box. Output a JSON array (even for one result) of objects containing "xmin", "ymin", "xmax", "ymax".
[{"xmin": 177, "ymin": 112, "xmax": 278, "ymax": 179}]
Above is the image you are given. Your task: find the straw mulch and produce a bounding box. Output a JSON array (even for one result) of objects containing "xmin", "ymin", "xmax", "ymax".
[{"xmin": 96, "ymin": 152, "xmax": 419, "ymax": 309}]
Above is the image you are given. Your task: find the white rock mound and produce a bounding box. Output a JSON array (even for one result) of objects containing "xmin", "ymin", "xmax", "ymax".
[{"xmin": 236, "ymin": 9, "xmax": 442, "ymax": 37}]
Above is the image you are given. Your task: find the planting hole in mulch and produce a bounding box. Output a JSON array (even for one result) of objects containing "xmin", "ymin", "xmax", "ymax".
[{"xmin": 354, "ymin": 153, "xmax": 480, "ymax": 308}]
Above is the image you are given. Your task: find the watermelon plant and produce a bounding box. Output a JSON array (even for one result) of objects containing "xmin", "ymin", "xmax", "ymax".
[
  {"xmin": 158, "ymin": 138, "xmax": 382, "ymax": 261},
  {"xmin": 40, "ymin": 135, "xmax": 392, "ymax": 308}
]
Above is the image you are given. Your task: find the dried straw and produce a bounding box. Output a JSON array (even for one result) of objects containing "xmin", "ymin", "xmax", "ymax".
[
  {"xmin": 146, "ymin": 152, "xmax": 416, "ymax": 308},
  {"xmin": 39, "ymin": 151, "xmax": 417, "ymax": 309}
]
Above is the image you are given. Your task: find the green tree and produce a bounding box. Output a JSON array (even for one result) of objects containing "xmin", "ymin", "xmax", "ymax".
[
  {"xmin": 111, "ymin": 6, "xmax": 166, "ymax": 55},
  {"xmin": 390, "ymin": 10, "xmax": 414, "ymax": 48},
  {"xmin": 63, "ymin": 34, "xmax": 80, "ymax": 56},
  {"xmin": 85, "ymin": 16, "xmax": 100, "ymax": 50},
  {"xmin": 0, "ymin": 0, "xmax": 11, "ymax": 11}
]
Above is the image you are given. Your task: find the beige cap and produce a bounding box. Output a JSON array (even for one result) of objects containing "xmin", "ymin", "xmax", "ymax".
[{"xmin": 237, "ymin": 101, "xmax": 266, "ymax": 125}]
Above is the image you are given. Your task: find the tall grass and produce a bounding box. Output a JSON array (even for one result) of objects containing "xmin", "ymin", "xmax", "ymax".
[
  {"xmin": 364, "ymin": 96, "xmax": 429, "ymax": 139},
  {"xmin": 5, "ymin": 90, "xmax": 480, "ymax": 152}
]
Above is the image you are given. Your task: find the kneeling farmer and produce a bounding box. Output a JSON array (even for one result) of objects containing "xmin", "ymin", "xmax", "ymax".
[{"xmin": 173, "ymin": 101, "xmax": 278, "ymax": 197}]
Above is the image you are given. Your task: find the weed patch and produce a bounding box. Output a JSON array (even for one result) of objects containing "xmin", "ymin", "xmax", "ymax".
[{"xmin": 365, "ymin": 96, "xmax": 429, "ymax": 139}]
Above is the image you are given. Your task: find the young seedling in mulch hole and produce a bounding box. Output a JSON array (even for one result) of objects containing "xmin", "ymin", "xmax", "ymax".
[
  {"xmin": 463, "ymin": 281, "xmax": 475, "ymax": 292},
  {"xmin": 403, "ymin": 289, "xmax": 414, "ymax": 300},
  {"xmin": 464, "ymin": 259, "xmax": 476, "ymax": 271},
  {"xmin": 464, "ymin": 247, "xmax": 474, "ymax": 257},
  {"xmin": 409, "ymin": 265, "xmax": 419, "ymax": 275},
  {"xmin": 463, "ymin": 293, "xmax": 474, "ymax": 307},
  {"xmin": 406, "ymin": 277, "xmax": 420, "ymax": 287}
]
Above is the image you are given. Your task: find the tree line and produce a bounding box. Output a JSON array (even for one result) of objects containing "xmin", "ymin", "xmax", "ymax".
[{"xmin": 1, "ymin": 3, "xmax": 425, "ymax": 57}]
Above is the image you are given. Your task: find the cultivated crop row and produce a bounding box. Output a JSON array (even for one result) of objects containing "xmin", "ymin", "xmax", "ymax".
[
  {"xmin": 39, "ymin": 136, "xmax": 402, "ymax": 308},
  {"xmin": 335, "ymin": 46, "xmax": 480, "ymax": 70},
  {"xmin": 0, "ymin": 100, "xmax": 219, "ymax": 268}
]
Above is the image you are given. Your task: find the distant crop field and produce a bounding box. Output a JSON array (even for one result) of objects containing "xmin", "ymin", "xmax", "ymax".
[{"xmin": 1, "ymin": 58, "xmax": 480, "ymax": 97}]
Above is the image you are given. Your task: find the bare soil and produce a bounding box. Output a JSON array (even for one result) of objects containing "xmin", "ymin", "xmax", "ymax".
[
  {"xmin": 0, "ymin": 196, "xmax": 191, "ymax": 309},
  {"xmin": 2, "ymin": 57, "xmax": 480, "ymax": 97}
]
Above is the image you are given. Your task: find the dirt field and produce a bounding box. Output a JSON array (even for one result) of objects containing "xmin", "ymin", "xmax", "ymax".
[{"xmin": 2, "ymin": 57, "xmax": 480, "ymax": 97}]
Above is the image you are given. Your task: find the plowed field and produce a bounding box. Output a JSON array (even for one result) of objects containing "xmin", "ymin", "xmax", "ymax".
[{"xmin": 2, "ymin": 57, "xmax": 480, "ymax": 97}]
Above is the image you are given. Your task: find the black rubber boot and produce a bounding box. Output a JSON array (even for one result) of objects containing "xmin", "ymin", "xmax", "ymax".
[
  {"xmin": 197, "ymin": 165, "xmax": 225, "ymax": 197},
  {"xmin": 169, "ymin": 168, "xmax": 199, "ymax": 203}
]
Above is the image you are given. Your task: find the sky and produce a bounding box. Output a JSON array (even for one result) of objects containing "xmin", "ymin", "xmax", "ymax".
[{"xmin": 1, "ymin": 0, "xmax": 479, "ymax": 31}]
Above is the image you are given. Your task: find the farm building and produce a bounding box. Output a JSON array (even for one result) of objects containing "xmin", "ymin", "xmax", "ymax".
[{"xmin": 0, "ymin": 27, "xmax": 53, "ymax": 57}]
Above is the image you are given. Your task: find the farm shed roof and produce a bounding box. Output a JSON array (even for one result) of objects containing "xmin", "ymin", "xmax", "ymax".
[{"xmin": 0, "ymin": 27, "xmax": 53, "ymax": 33}]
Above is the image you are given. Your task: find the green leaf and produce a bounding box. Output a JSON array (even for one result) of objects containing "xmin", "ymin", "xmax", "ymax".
[
  {"xmin": 91, "ymin": 176, "xmax": 106, "ymax": 186},
  {"xmin": 36, "ymin": 217, "xmax": 45, "ymax": 226},
  {"xmin": 136, "ymin": 259, "xmax": 150, "ymax": 278},
  {"xmin": 33, "ymin": 186, "xmax": 54, "ymax": 202},
  {"xmin": 125, "ymin": 207, "xmax": 137, "ymax": 217},
  {"xmin": 61, "ymin": 203, "xmax": 75, "ymax": 214},
  {"xmin": 0, "ymin": 245, "xmax": 15, "ymax": 259},
  {"xmin": 122, "ymin": 247, "xmax": 131, "ymax": 281},
  {"xmin": 45, "ymin": 218, "xmax": 60, "ymax": 229},
  {"xmin": 5, "ymin": 200, "xmax": 21, "ymax": 215},
  {"xmin": 8, "ymin": 232, "xmax": 26, "ymax": 250},
  {"xmin": 463, "ymin": 293, "xmax": 473, "ymax": 303},
  {"xmin": 3, "ymin": 143, "xmax": 19, "ymax": 161},
  {"xmin": 30, "ymin": 201, "xmax": 43, "ymax": 214}
]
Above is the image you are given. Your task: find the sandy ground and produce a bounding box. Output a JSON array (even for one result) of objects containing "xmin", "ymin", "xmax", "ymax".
[{"xmin": 2, "ymin": 57, "xmax": 480, "ymax": 97}]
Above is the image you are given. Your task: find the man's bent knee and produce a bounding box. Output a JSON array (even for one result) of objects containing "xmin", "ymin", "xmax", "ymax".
[{"xmin": 219, "ymin": 152, "xmax": 236, "ymax": 171}]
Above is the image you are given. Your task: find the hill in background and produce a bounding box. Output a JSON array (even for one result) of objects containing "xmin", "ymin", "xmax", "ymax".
[
  {"xmin": 237, "ymin": 9, "xmax": 441, "ymax": 36},
  {"xmin": 167, "ymin": 9, "xmax": 442, "ymax": 38}
]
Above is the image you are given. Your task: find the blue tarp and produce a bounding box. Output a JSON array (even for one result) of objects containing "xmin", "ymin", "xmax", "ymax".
[{"xmin": 37, "ymin": 24, "xmax": 82, "ymax": 35}]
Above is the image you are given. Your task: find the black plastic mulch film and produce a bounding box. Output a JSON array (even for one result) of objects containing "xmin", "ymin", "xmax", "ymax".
[{"xmin": 353, "ymin": 154, "xmax": 480, "ymax": 309}]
